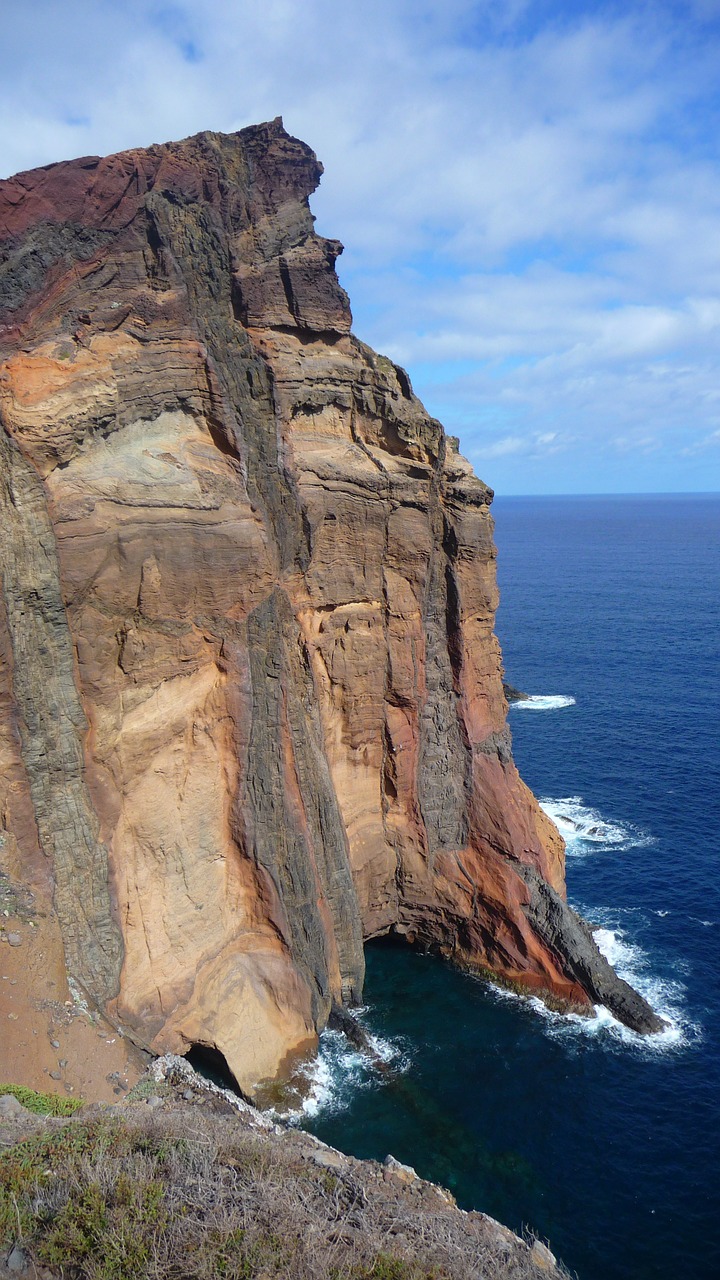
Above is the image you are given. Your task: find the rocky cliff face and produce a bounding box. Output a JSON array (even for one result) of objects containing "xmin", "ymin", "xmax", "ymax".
[{"xmin": 0, "ymin": 120, "xmax": 663, "ymax": 1095}]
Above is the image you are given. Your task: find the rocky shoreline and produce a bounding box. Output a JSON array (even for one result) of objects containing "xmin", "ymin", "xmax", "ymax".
[{"xmin": 0, "ymin": 1058, "xmax": 567, "ymax": 1280}]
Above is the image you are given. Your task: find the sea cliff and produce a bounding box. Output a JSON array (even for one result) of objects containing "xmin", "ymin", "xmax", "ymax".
[{"xmin": 0, "ymin": 120, "xmax": 662, "ymax": 1098}]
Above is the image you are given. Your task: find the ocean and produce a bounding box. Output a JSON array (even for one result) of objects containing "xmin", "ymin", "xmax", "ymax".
[{"xmin": 295, "ymin": 493, "xmax": 720, "ymax": 1280}]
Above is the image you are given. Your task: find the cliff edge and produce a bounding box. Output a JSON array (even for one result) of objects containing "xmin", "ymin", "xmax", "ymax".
[
  {"xmin": 0, "ymin": 1060, "xmax": 568, "ymax": 1280},
  {"xmin": 0, "ymin": 120, "xmax": 663, "ymax": 1097}
]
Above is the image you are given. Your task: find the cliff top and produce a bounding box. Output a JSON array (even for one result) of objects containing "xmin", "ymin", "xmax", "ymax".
[
  {"xmin": 0, "ymin": 118, "xmax": 319, "ymax": 242},
  {"xmin": 0, "ymin": 1059, "xmax": 566, "ymax": 1280}
]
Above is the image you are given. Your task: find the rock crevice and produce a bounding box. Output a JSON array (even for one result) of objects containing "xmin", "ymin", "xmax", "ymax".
[{"xmin": 0, "ymin": 119, "xmax": 662, "ymax": 1093}]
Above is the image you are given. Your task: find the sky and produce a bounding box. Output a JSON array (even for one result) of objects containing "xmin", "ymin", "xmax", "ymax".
[{"xmin": 2, "ymin": 1, "xmax": 720, "ymax": 494}]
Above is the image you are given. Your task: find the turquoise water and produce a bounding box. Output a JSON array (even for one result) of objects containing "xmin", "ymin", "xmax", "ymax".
[{"xmin": 300, "ymin": 494, "xmax": 720, "ymax": 1280}]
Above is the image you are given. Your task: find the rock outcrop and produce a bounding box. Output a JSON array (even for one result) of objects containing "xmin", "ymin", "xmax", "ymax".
[
  {"xmin": 0, "ymin": 1059, "xmax": 570, "ymax": 1280},
  {"xmin": 0, "ymin": 120, "xmax": 663, "ymax": 1096}
]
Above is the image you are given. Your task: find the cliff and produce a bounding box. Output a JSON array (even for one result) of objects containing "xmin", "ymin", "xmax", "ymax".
[
  {"xmin": 0, "ymin": 120, "xmax": 663, "ymax": 1097},
  {"xmin": 0, "ymin": 1060, "xmax": 567, "ymax": 1280}
]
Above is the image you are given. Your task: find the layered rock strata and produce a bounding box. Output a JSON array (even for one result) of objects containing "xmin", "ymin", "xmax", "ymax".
[{"xmin": 0, "ymin": 120, "xmax": 663, "ymax": 1094}]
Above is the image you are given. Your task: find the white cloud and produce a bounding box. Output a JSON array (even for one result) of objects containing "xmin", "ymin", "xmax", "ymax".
[
  {"xmin": 475, "ymin": 436, "xmax": 527, "ymax": 459},
  {"xmin": 682, "ymin": 427, "xmax": 720, "ymax": 454},
  {"xmin": 473, "ymin": 430, "xmax": 566, "ymax": 460},
  {"xmin": 1, "ymin": 1, "xmax": 719, "ymax": 491}
]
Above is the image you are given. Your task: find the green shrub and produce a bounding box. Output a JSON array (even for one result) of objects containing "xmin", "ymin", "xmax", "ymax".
[
  {"xmin": 0, "ymin": 1084, "xmax": 82, "ymax": 1116},
  {"xmin": 349, "ymin": 1256, "xmax": 441, "ymax": 1280},
  {"xmin": 40, "ymin": 1175, "xmax": 166, "ymax": 1280},
  {"xmin": 0, "ymin": 1109, "xmax": 559, "ymax": 1279},
  {"xmin": 189, "ymin": 1225, "xmax": 287, "ymax": 1279}
]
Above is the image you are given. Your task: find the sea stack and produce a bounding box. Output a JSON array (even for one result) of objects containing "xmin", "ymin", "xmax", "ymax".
[{"xmin": 0, "ymin": 120, "xmax": 664, "ymax": 1096}]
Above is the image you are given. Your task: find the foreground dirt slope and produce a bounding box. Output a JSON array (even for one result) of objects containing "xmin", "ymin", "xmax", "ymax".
[
  {"xmin": 0, "ymin": 119, "xmax": 662, "ymax": 1095},
  {"xmin": 0, "ymin": 1058, "xmax": 567, "ymax": 1280}
]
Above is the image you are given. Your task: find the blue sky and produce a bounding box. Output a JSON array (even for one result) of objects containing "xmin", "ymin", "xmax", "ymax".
[{"xmin": 2, "ymin": 1, "xmax": 720, "ymax": 494}]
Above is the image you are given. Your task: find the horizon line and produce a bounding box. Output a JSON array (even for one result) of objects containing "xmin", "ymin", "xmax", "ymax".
[{"xmin": 492, "ymin": 490, "xmax": 720, "ymax": 499}]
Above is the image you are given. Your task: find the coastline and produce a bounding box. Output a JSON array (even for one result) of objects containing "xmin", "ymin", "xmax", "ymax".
[{"xmin": 0, "ymin": 1058, "xmax": 567, "ymax": 1280}]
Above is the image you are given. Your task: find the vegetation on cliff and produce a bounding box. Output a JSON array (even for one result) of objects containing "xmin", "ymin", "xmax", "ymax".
[{"xmin": 0, "ymin": 1067, "xmax": 566, "ymax": 1280}]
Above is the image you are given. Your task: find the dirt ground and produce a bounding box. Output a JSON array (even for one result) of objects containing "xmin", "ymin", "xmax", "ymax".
[{"xmin": 0, "ymin": 877, "xmax": 148, "ymax": 1104}]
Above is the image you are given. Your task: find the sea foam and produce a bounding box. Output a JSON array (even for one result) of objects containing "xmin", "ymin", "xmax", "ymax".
[
  {"xmin": 510, "ymin": 694, "xmax": 576, "ymax": 710},
  {"xmin": 540, "ymin": 795, "xmax": 652, "ymax": 853},
  {"xmin": 534, "ymin": 797, "xmax": 690, "ymax": 1045},
  {"xmin": 282, "ymin": 788, "xmax": 691, "ymax": 1123},
  {"xmin": 587, "ymin": 920, "xmax": 696, "ymax": 1050},
  {"xmin": 273, "ymin": 1023, "xmax": 410, "ymax": 1122},
  {"xmin": 486, "ymin": 917, "xmax": 694, "ymax": 1053}
]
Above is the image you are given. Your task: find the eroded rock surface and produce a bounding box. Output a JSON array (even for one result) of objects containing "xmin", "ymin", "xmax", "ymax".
[{"xmin": 0, "ymin": 120, "xmax": 661, "ymax": 1094}]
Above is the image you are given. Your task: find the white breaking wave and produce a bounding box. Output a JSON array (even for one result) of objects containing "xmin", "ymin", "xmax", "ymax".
[
  {"xmin": 510, "ymin": 694, "xmax": 576, "ymax": 711},
  {"xmin": 587, "ymin": 922, "xmax": 695, "ymax": 1050},
  {"xmin": 533, "ymin": 798, "xmax": 691, "ymax": 1045},
  {"xmin": 272, "ymin": 1024, "xmax": 410, "ymax": 1123},
  {"xmin": 540, "ymin": 796, "xmax": 652, "ymax": 853},
  {"xmin": 487, "ymin": 919, "xmax": 695, "ymax": 1053}
]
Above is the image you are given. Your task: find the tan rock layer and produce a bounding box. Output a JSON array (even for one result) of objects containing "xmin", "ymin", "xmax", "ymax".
[{"xmin": 0, "ymin": 120, "xmax": 663, "ymax": 1095}]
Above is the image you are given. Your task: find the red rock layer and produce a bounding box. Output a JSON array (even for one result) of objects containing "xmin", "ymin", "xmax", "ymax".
[{"xmin": 1, "ymin": 122, "xmax": 655, "ymax": 1094}]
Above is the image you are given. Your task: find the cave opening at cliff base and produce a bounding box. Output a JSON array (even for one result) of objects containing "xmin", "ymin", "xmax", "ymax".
[{"xmin": 184, "ymin": 1043, "xmax": 246, "ymax": 1098}]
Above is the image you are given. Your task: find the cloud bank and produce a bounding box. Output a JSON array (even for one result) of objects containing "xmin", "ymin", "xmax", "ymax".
[{"xmin": 1, "ymin": 0, "xmax": 719, "ymax": 493}]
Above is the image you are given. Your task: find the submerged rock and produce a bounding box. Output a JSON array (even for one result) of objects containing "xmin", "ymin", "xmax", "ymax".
[{"xmin": 0, "ymin": 1060, "xmax": 571, "ymax": 1279}]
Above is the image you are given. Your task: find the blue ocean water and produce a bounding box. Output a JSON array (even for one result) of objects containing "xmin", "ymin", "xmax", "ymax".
[{"xmin": 300, "ymin": 494, "xmax": 720, "ymax": 1280}]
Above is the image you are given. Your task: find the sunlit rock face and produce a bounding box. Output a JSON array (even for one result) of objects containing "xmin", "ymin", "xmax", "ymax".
[{"xmin": 0, "ymin": 121, "xmax": 662, "ymax": 1094}]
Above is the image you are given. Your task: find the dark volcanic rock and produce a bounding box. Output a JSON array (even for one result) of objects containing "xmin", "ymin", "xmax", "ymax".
[
  {"xmin": 0, "ymin": 119, "xmax": 662, "ymax": 1094},
  {"xmin": 503, "ymin": 681, "xmax": 530, "ymax": 702},
  {"xmin": 518, "ymin": 865, "xmax": 668, "ymax": 1034}
]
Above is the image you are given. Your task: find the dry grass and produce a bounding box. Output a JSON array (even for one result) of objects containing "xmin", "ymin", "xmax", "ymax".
[{"xmin": 0, "ymin": 1093, "xmax": 568, "ymax": 1280}]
